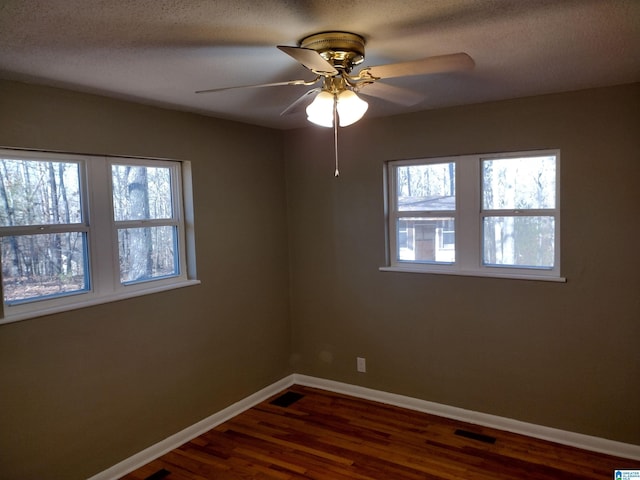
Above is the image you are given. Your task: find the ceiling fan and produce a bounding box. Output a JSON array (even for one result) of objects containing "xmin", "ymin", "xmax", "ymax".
[
  {"xmin": 196, "ymin": 31, "xmax": 474, "ymax": 124},
  {"xmin": 196, "ymin": 31, "xmax": 474, "ymax": 174}
]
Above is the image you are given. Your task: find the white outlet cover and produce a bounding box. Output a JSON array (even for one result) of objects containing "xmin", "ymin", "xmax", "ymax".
[{"xmin": 357, "ymin": 357, "xmax": 366, "ymax": 373}]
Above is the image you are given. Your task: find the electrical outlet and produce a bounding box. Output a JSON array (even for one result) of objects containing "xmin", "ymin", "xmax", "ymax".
[{"xmin": 357, "ymin": 357, "xmax": 366, "ymax": 373}]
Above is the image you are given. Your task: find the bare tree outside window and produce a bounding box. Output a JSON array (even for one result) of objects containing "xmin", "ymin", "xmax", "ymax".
[
  {"xmin": 111, "ymin": 164, "xmax": 177, "ymax": 284},
  {"xmin": 482, "ymin": 156, "xmax": 556, "ymax": 268},
  {"xmin": 0, "ymin": 158, "xmax": 87, "ymax": 303},
  {"xmin": 386, "ymin": 151, "xmax": 560, "ymax": 279},
  {"xmin": 0, "ymin": 149, "xmax": 194, "ymax": 322}
]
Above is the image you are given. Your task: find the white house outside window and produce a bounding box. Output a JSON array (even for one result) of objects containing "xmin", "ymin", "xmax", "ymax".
[
  {"xmin": 382, "ymin": 150, "xmax": 563, "ymax": 281},
  {"xmin": 0, "ymin": 149, "xmax": 198, "ymax": 324}
]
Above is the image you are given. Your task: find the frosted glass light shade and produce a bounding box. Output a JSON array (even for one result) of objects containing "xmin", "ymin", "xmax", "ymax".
[
  {"xmin": 306, "ymin": 89, "xmax": 369, "ymax": 128},
  {"xmin": 306, "ymin": 91, "xmax": 335, "ymax": 127},
  {"xmin": 337, "ymin": 90, "xmax": 368, "ymax": 127}
]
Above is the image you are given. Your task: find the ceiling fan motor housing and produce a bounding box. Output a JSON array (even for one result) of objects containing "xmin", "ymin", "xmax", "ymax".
[{"xmin": 300, "ymin": 32, "xmax": 365, "ymax": 72}]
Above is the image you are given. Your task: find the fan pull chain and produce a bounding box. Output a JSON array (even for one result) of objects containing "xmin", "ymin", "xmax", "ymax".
[{"xmin": 333, "ymin": 95, "xmax": 339, "ymax": 177}]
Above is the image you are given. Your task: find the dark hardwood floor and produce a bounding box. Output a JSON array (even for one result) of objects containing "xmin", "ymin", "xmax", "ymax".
[{"xmin": 121, "ymin": 385, "xmax": 640, "ymax": 479}]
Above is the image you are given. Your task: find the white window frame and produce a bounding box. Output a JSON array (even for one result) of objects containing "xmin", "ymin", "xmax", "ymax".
[
  {"xmin": 381, "ymin": 150, "xmax": 564, "ymax": 282},
  {"xmin": 0, "ymin": 148, "xmax": 199, "ymax": 324}
]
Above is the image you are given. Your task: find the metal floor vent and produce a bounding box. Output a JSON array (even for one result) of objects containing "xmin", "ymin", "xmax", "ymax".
[
  {"xmin": 270, "ymin": 391, "xmax": 305, "ymax": 407},
  {"xmin": 144, "ymin": 468, "xmax": 171, "ymax": 480},
  {"xmin": 454, "ymin": 429, "xmax": 497, "ymax": 444}
]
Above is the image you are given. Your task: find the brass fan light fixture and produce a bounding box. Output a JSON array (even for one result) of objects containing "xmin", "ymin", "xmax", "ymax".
[
  {"xmin": 196, "ymin": 31, "xmax": 475, "ymax": 174},
  {"xmin": 294, "ymin": 32, "xmax": 369, "ymax": 127}
]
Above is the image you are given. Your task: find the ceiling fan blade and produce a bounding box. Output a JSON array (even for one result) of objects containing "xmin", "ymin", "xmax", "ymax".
[
  {"xmin": 358, "ymin": 82, "xmax": 425, "ymax": 106},
  {"xmin": 195, "ymin": 78, "xmax": 318, "ymax": 94},
  {"xmin": 277, "ymin": 46, "xmax": 338, "ymax": 75},
  {"xmin": 280, "ymin": 88, "xmax": 321, "ymax": 116},
  {"xmin": 364, "ymin": 53, "xmax": 474, "ymax": 80}
]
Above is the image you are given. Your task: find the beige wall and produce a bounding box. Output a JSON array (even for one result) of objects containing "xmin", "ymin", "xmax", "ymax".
[
  {"xmin": 285, "ymin": 83, "xmax": 640, "ymax": 445},
  {"xmin": 1, "ymin": 79, "xmax": 638, "ymax": 479},
  {"xmin": 0, "ymin": 80, "xmax": 291, "ymax": 479}
]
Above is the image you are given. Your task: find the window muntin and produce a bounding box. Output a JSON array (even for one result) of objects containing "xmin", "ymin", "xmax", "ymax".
[
  {"xmin": 385, "ymin": 151, "xmax": 561, "ymax": 280},
  {"xmin": 0, "ymin": 156, "xmax": 89, "ymax": 305},
  {"xmin": 110, "ymin": 162, "xmax": 182, "ymax": 285},
  {"xmin": 1, "ymin": 149, "xmax": 196, "ymax": 322},
  {"xmin": 391, "ymin": 161, "xmax": 456, "ymax": 266},
  {"xmin": 481, "ymin": 154, "xmax": 557, "ymax": 270}
]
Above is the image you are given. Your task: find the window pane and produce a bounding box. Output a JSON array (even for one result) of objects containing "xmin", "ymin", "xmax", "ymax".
[
  {"xmin": 112, "ymin": 165, "xmax": 173, "ymax": 221},
  {"xmin": 482, "ymin": 156, "xmax": 556, "ymax": 210},
  {"xmin": 0, "ymin": 158, "xmax": 82, "ymax": 226},
  {"xmin": 1, "ymin": 232, "xmax": 88, "ymax": 304},
  {"xmin": 397, "ymin": 217, "xmax": 455, "ymax": 263},
  {"xmin": 483, "ymin": 216, "xmax": 555, "ymax": 268},
  {"xmin": 397, "ymin": 163, "xmax": 455, "ymax": 211},
  {"xmin": 118, "ymin": 226, "xmax": 177, "ymax": 284}
]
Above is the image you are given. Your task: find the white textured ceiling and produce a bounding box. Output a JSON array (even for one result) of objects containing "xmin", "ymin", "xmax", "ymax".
[{"xmin": 1, "ymin": 0, "xmax": 639, "ymax": 129}]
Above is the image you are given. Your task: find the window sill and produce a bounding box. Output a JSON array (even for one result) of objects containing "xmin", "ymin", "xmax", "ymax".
[
  {"xmin": 379, "ymin": 266, "xmax": 566, "ymax": 283},
  {"xmin": 0, "ymin": 279, "xmax": 201, "ymax": 325}
]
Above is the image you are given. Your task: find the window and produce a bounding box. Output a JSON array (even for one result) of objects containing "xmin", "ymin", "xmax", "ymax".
[
  {"xmin": 383, "ymin": 150, "xmax": 563, "ymax": 281},
  {"xmin": 0, "ymin": 149, "xmax": 198, "ymax": 323}
]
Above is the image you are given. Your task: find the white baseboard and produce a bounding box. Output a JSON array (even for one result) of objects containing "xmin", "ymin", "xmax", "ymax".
[
  {"xmin": 293, "ymin": 374, "xmax": 640, "ymax": 461},
  {"xmin": 90, "ymin": 373, "xmax": 640, "ymax": 479},
  {"xmin": 87, "ymin": 375, "xmax": 296, "ymax": 480}
]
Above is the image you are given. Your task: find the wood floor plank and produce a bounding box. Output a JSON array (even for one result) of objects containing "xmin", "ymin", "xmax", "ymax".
[{"xmin": 121, "ymin": 385, "xmax": 640, "ymax": 479}]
